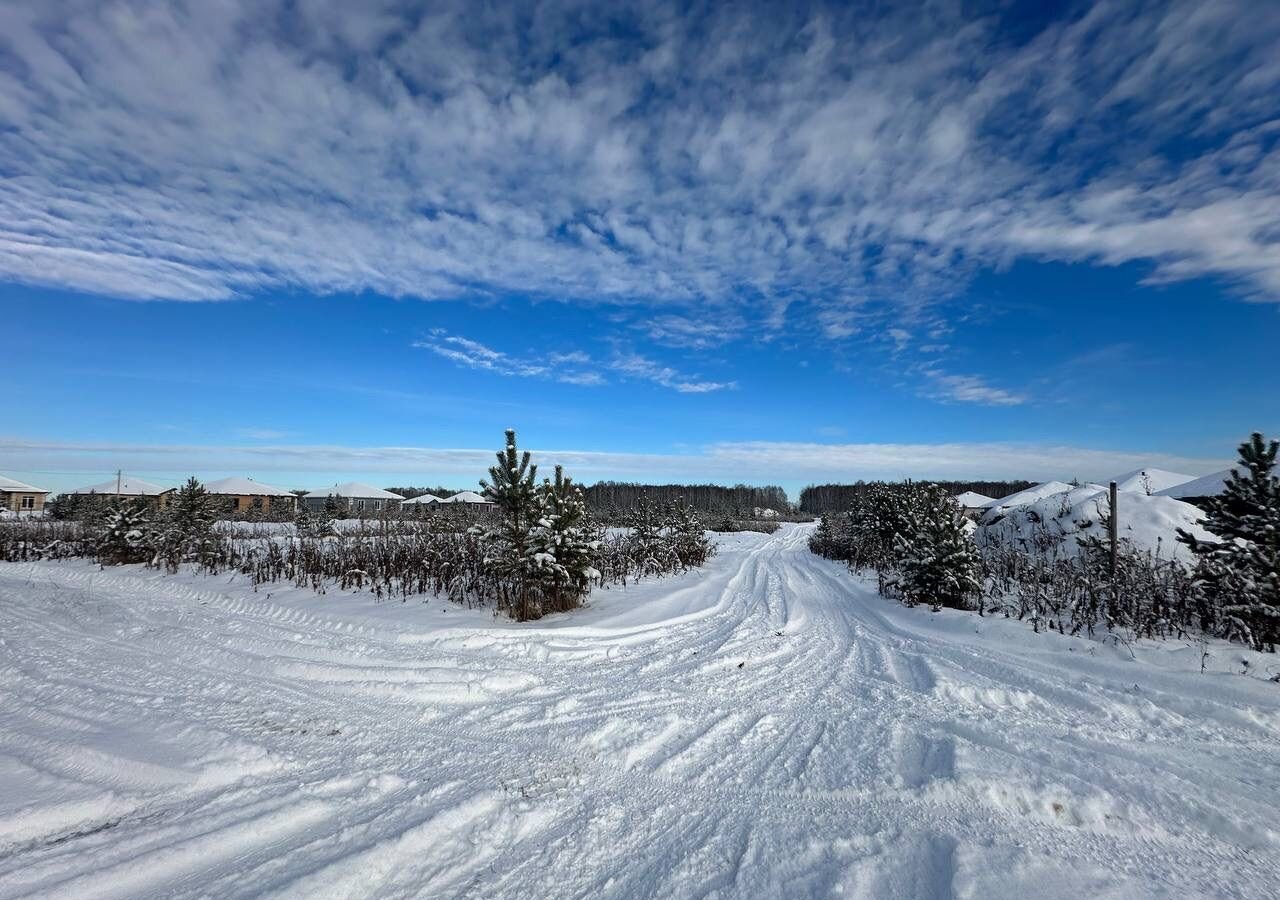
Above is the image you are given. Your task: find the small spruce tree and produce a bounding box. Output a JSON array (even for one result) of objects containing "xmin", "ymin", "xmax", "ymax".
[
  {"xmin": 324, "ymin": 494, "xmax": 347, "ymax": 519},
  {"xmin": 530, "ymin": 465, "xmax": 601, "ymax": 612},
  {"xmin": 1178, "ymin": 432, "xmax": 1280, "ymax": 651},
  {"xmin": 97, "ymin": 500, "xmax": 153, "ymax": 565},
  {"xmin": 478, "ymin": 429, "xmax": 541, "ymax": 619},
  {"xmin": 153, "ymin": 476, "xmax": 221, "ymax": 570},
  {"xmin": 626, "ymin": 493, "xmax": 670, "ymax": 575},
  {"xmin": 667, "ymin": 498, "xmax": 713, "ymax": 568},
  {"xmin": 895, "ymin": 489, "xmax": 983, "ymax": 610}
]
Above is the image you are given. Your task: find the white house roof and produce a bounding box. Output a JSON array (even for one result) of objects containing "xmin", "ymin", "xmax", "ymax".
[
  {"xmin": 0, "ymin": 474, "xmax": 48, "ymax": 493},
  {"xmin": 203, "ymin": 476, "xmax": 297, "ymax": 497},
  {"xmin": 303, "ymin": 482, "xmax": 405, "ymax": 500},
  {"xmin": 444, "ymin": 490, "xmax": 491, "ymax": 504},
  {"xmin": 71, "ymin": 476, "xmax": 172, "ymax": 496},
  {"xmin": 1155, "ymin": 468, "xmax": 1237, "ymax": 499},
  {"xmin": 953, "ymin": 491, "xmax": 995, "ymax": 507},
  {"xmin": 401, "ymin": 493, "xmax": 444, "ymax": 505}
]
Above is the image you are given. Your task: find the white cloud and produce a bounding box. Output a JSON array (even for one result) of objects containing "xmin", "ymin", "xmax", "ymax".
[
  {"xmin": 609, "ymin": 352, "xmax": 736, "ymax": 394},
  {"xmin": 0, "ymin": 436, "xmax": 1227, "ymax": 493},
  {"xmin": 0, "ymin": 0, "xmax": 1274, "ymax": 334},
  {"xmin": 235, "ymin": 428, "xmax": 291, "ymax": 440},
  {"xmin": 922, "ymin": 370, "xmax": 1027, "ymax": 407},
  {"xmin": 415, "ymin": 331, "xmax": 732, "ymax": 393},
  {"xmin": 414, "ymin": 334, "xmax": 552, "ymax": 378},
  {"xmin": 414, "ymin": 332, "xmax": 606, "ymax": 384}
]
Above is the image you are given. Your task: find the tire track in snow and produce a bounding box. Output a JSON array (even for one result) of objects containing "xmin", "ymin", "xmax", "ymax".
[{"xmin": 2, "ymin": 525, "xmax": 1279, "ymax": 898}]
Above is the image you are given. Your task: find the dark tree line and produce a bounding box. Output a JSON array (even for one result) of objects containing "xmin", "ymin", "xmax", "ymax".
[
  {"xmin": 581, "ymin": 482, "xmax": 792, "ymax": 519},
  {"xmin": 799, "ymin": 480, "xmax": 1035, "ymax": 514}
]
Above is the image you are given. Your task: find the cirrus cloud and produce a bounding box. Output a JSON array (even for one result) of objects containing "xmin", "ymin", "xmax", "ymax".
[{"xmin": 0, "ymin": 0, "xmax": 1276, "ymax": 335}]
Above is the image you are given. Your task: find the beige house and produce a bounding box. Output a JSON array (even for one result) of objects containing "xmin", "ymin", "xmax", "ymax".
[
  {"xmin": 69, "ymin": 475, "xmax": 175, "ymax": 507},
  {"xmin": 204, "ymin": 476, "xmax": 298, "ymax": 514},
  {"xmin": 1, "ymin": 474, "xmax": 49, "ymax": 515}
]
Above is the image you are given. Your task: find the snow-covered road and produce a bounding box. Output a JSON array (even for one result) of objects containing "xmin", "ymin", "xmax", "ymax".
[{"xmin": 1, "ymin": 523, "xmax": 1278, "ymax": 898}]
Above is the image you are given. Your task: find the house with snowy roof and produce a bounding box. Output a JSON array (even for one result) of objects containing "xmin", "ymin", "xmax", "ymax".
[
  {"xmin": 204, "ymin": 476, "xmax": 299, "ymax": 515},
  {"xmin": 68, "ymin": 475, "xmax": 175, "ymax": 507},
  {"xmin": 442, "ymin": 490, "xmax": 493, "ymax": 506},
  {"xmin": 301, "ymin": 482, "xmax": 405, "ymax": 514},
  {"xmin": 400, "ymin": 493, "xmax": 444, "ymax": 506},
  {"xmin": 1, "ymin": 474, "xmax": 49, "ymax": 515}
]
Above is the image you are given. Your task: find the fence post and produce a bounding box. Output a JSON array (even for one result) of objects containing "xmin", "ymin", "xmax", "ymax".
[{"xmin": 1109, "ymin": 481, "xmax": 1118, "ymax": 579}]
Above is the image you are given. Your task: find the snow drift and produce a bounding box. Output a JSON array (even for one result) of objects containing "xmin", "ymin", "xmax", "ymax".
[
  {"xmin": 979, "ymin": 483, "xmax": 1213, "ymax": 561},
  {"xmin": 1106, "ymin": 468, "xmax": 1196, "ymax": 495},
  {"xmin": 1156, "ymin": 468, "xmax": 1238, "ymax": 499}
]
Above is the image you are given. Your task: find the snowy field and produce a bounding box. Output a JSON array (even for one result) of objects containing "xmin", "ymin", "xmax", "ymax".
[{"xmin": 1, "ymin": 523, "xmax": 1278, "ymax": 898}]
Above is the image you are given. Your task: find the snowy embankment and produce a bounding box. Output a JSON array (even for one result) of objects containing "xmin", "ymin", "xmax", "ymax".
[
  {"xmin": 1, "ymin": 524, "xmax": 1278, "ymax": 898},
  {"xmin": 979, "ymin": 483, "xmax": 1214, "ymax": 561}
]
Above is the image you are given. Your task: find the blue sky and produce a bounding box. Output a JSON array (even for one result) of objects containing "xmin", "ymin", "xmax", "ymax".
[{"xmin": 1, "ymin": 0, "xmax": 1278, "ymax": 498}]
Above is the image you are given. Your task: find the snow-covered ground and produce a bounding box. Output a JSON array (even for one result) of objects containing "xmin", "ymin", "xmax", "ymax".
[{"xmin": 1, "ymin": 524, "xmax": 1278, "ymax": 898}]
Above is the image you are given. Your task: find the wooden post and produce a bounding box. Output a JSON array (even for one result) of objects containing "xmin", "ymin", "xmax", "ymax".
[{"xmin": 1108, "ymin": 480, "xmax": 1118, "ymax": 579}]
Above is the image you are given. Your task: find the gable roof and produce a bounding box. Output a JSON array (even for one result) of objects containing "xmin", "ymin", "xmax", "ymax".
[
  {"xmin": 401, "ymin": 493, "xmax": 444, "ymax": 505},
  {"xmin": 0, "ymin": 474, "xmax": 48, "ymax": 494},
  {"xmin": 302, "ymin": 482, "xmax": 405, "ymax": 500},
  {"xmin": 203, "ymin": 476, "xmax": 297, "ymax": 497},
  {"xmin": 71, "ymin": 476, "xmax": 172, "ymax": 496},
  {"xmin": 444, "ymin": 490, "xmax": 491, "ymax": 504}
]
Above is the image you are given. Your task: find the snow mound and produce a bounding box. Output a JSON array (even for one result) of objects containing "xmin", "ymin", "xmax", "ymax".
[
  {"xmin": 1106, "ymin": 468, "xmax": 1196, "ymax": 495},
  {"xmin": 984, "ymin": 482, "xmax": 1088, "ymax": 519},
  {"xmin": 752, "ymin": 506, "xmax": 779, "ymax": 519},
  {"xmin": 979, "ymin": 485, "xmax": 1213, "ymax": 561},
  {"xmin": 1155, "ymin": 468, "xmax": 1237, "ymax": 499},
  {"xmin": 954, "ymin": 491, "xmax": 995, "ymax": 508}
]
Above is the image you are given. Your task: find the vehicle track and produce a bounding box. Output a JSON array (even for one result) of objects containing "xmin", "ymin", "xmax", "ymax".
[{"xmin": 1, "ymin": 524, "xmax": 1277, "ymax": 898}]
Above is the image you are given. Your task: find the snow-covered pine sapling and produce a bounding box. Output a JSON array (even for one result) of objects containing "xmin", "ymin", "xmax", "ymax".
[
  {"xmin": 96, "ymin": 500, "xmax": 153, "ymax": 565},
  {"xmin": 323, "ymin": 494, "xmax": 348, "ymax": 520},
  {"xmin": 1178, "ymin": 432, "xmax": 1280, "ymax": 652},
  {"xmin": 478, "ymin": 428, "xmax": 542, "ymax": 620},
  {"xmin": 626, "ymin": 493, "xmax": 671, "ymax": 576},
  {"xmin": 296, "ymin": 506, "xmax": 337, "ymax": 539},
  {"xmin": 896, "ymin": 489, "xmax": 983, "ymax": 611},
  {"xmin": 152, "ymin": 476, "xmax": 222, "ymax": 571},
  {"xmin": 529, "ymin": 464, "xmax": 601, "ymax": 613},
  {"xmin": 666, "ymin": 498, "xmax": 713, "ymax": 568}
]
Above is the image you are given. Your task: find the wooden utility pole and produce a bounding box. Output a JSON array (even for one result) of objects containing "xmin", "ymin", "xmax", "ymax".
[{"xmin": 1108, "ymin": 480, "xmax": 1118, "ymax": 578}]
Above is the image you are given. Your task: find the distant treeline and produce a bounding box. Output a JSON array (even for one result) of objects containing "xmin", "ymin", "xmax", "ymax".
[
  {"xmin": 582, "ymin": 482, "xmax": 792, "ymax": 517},
  {"xmin": 798, "ymin": 480, "xmax": 1035, "ymax": 514}
]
